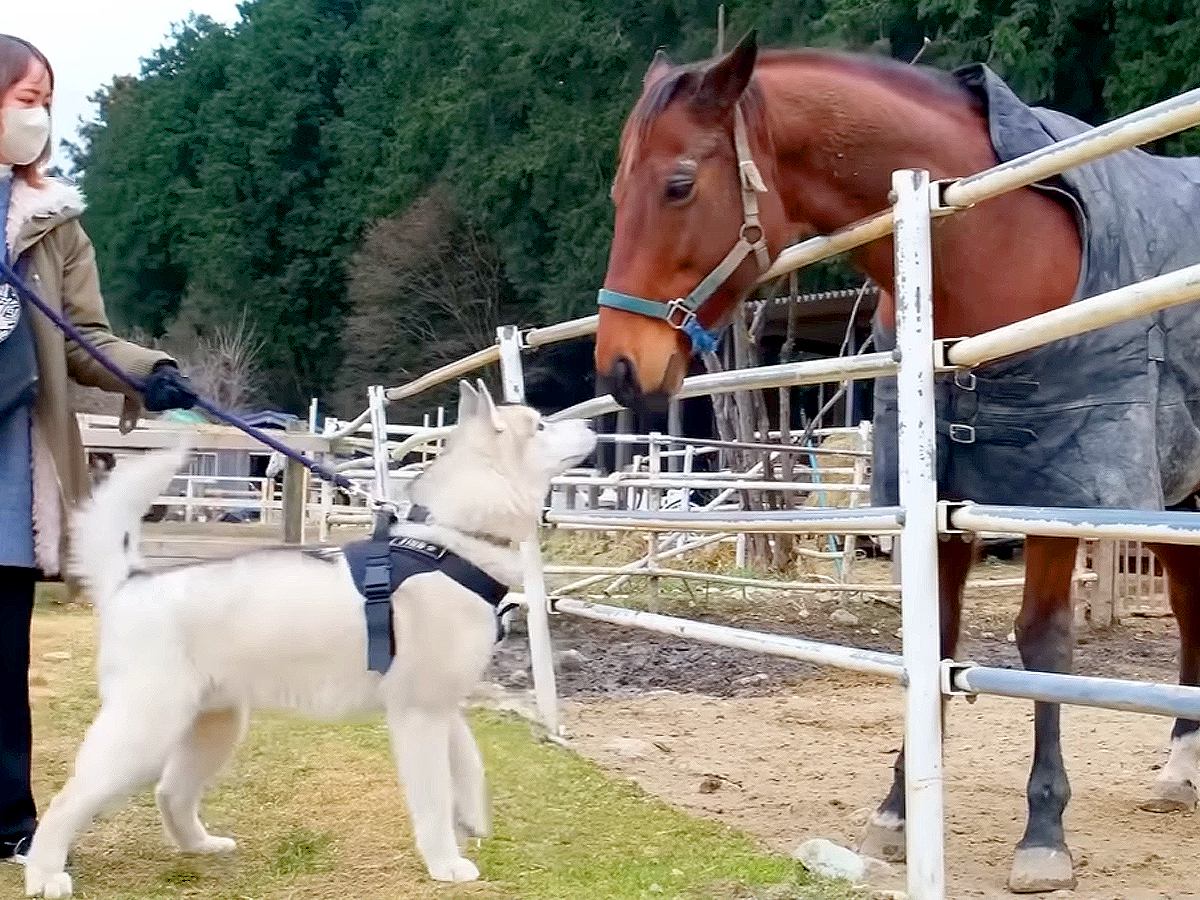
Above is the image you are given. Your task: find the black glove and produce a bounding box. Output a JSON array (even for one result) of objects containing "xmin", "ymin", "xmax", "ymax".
[{"xmin": 142, "ymin": 363, "xmax": 197, "ymax": 412}]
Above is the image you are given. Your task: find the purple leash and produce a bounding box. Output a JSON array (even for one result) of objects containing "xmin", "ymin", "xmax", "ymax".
[{"xmin": 0, "ymin": 257, "xmax": 356, "ymax": 492}]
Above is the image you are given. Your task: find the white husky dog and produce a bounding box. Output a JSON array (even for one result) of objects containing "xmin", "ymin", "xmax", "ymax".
[{"xmin": 24, "ymin": 380, "xmax": 595, "ymax": 899}]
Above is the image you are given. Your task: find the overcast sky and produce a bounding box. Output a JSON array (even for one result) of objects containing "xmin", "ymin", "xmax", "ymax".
[{"xmin": 3, "ymin": 1, "xmax": 244, "ymax": 170}]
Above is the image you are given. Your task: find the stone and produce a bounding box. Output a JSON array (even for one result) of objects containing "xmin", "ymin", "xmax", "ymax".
[
  {"xmin": 735, "ymin": 673, "xmax": 770, "ymax": 686},
  {"xmin": 603, "ymin": 737, "xmax": 661, "ymax": 760},
  {"xmin": 830, "ymin": 609, "xmax": 860, "ymax": 627},
  {"xmin": 555, "ymin": 649, "xmax": 588, "ymax": 672},
  {"xmin": 793, "ymin": 838, "xmax": 891, "ymax": 883},
  {"xmin": 698, "ymin": 776, "xmax": 723, "ymax": 794}
]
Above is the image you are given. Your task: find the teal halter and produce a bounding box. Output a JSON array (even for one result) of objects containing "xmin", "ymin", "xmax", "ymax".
[{"xmin": 598, "ymin": 105, "xmax": 772, "ymax": 355}]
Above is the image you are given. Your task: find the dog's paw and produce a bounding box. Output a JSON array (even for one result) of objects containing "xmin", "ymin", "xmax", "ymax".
[
  {"xmin": 426, "ymin": 856, "xmax": 480, "ymax": 883},
  {"xmin": 24, "ymin": 867, "xmax": 73, "ymax": 899},
  {"xmin": 184, "ymin": 835, "xmax": 236, "ymax": 855}
]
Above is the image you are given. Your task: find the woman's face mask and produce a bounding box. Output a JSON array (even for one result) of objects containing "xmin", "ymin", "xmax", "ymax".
[{"xmin": 0, "ymin": 106, "xmax": 51, "ymax": 167}]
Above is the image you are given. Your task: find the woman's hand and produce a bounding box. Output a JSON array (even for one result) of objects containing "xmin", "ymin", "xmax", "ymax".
[{"xmin": 142, "ymin": 363, "xmax": 198, "ymax": 412}]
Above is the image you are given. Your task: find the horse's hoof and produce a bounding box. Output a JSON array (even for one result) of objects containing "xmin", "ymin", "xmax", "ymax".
[
  {"xmin": 859, "ymin": 815, "xmax": 906, "ymax": 862},
  {"xmin": 1008, "ymin": 847, "xmax": 1076, "ymax": 894},
  {"xmin": 1139, "ymin": 778, "xmax": 1198, "ymax": 813}
]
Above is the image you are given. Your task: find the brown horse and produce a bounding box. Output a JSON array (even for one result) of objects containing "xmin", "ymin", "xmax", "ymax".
[{"xmin": 594, "ymin": 32, "xmax": 1200, "ymax": 893}]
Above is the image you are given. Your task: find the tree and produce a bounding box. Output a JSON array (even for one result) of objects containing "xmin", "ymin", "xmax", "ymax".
[
  {"xmin": 332, "ymin": 188, "xmax": 514, "ymax": 418},
  {"xmin": 74, "ymin": 0, "xmax": 1200, "ymax": 415}
]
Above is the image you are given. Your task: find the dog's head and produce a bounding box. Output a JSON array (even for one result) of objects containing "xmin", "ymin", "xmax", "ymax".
[
  {"xmin": 452, "ymin": 378, "xmax": 596, "ymax": 481},
  {"xmin": 408, "ymin": 380, "xmax": 595, "ymax": 542}
]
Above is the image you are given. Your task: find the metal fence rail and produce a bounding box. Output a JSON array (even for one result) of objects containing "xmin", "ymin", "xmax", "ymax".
[
  {"xmin": 546, "ymin": 505, "xmax": 903, "ymax": 533},
  {"xmin": 550, "ymin": 597, "xmax": 905, "ymax": 679}
]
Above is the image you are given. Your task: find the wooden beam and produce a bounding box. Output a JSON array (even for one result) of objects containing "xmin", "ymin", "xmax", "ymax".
[{"xmin": 282, "ymin": 458, "xmax": 307, "ymax": 544}]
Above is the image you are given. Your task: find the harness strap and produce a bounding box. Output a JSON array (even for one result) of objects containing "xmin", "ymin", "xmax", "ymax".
[
  {"xmin": 345, "ymin": 513, "xmax": 513, "ymax": 674},
  {"xmin": 362, "ymin": 509, "xmax": 399, "ymax": 673}
]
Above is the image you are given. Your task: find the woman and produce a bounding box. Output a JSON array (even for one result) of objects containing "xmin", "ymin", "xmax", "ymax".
[{"xmin": 1, "ymin": 34, "xmax": 197, "ymax": 860}]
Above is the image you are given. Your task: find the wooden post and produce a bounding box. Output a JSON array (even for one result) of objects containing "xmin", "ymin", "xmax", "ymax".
[
  {"xmin": 282, "ymin": 457, "xmax": 306, "ymax": 545},
  {"xmin": 667, "ymin": 400, "xmax": 682, "ymax": 473},
  {"xmin": 615, "ymin": 409, "xmax": 634, "ymax": 480},
  {"xmin": 1088, "ymin": 540, "xmax": 1117, "ymax": 628},
  {"xmin": 184, "ymin": 477, "xmax": 195, "ymax": 524},
  {"xmin": 317, "ymin": 453, "xmax": 333, "ymax": 543}
]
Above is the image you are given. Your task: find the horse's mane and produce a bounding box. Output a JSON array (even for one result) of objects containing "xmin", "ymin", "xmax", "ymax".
[
  {"xmin": 614, "ymin": 47, "xmax": 981, "ymax": 198},
  {"xmin": 779, "ymin": 48, "xmax": 980, "ymax": 112}
]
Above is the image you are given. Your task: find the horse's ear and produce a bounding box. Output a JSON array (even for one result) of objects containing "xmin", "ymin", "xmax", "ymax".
[
  {"xmin": 644, "ymin": 48, "xmax": 674, "ymax": 87},
  {"xmin": 692, "ymin": 29, "xmax": 757, "ymax": 116}
]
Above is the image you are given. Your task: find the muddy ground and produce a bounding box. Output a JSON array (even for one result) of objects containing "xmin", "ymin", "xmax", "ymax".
[{"xmin": 486, "ymin": 557, "xmax": 1197, "ymax": 899}]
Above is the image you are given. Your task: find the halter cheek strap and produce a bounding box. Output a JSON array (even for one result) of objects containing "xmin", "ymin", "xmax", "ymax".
[{"xmin": 597, "ymin": 105, "xmax": 772, "ymax": 355}]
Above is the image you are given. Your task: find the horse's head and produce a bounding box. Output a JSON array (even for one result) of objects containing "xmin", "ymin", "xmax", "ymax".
[{"xmin": 595, "ymin": 32, "xmax": 788, "ymax": 414}]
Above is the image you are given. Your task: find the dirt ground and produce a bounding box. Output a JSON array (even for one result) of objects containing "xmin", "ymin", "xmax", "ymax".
[{"xmin": 488, "ymin": 556, "xmax": 1198, "ymax": 899}]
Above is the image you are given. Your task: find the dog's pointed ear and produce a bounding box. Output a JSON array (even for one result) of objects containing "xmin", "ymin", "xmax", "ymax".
[
  {"xmin": 475, "ymin": 378, "xmax": 506, "ymax": 432},
  {"xmin": 457, "ymin": 379, "xmax": 480, "ymax": 423}
]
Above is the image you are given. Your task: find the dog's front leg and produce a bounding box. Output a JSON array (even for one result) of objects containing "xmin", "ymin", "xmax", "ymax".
[{"xmin": 387, "ymin": 705, "xmax": 479, "ymax": 882}]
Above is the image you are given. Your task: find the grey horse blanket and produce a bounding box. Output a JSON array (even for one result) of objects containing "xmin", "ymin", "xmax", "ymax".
[{"xmin": 871, "ymin": 63, "xmax": 1200, "ymax": 512}]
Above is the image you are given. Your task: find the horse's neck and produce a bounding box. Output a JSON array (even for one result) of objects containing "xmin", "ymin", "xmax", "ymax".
[
  {"xmin": 755, "ymin": 55, "xmax": 1080, "ymax": 335},
  {"xmin": 759, "ymin": 56, "xmax": 994, "ymax": 236}
]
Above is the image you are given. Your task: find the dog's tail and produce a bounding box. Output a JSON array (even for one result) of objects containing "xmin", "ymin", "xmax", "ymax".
[{"xmin": 68, "ymin": 446, "xmax": 189, "ymax": 604}]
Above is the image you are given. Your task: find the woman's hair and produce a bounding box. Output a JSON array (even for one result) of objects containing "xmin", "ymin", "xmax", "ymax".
[{"xmin": 0, "ymin": 34, "xmax": 55, "ymax": 185}]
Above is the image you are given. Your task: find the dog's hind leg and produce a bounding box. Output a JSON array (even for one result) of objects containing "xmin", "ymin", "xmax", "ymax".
[
  {"xmin": 24, "ymin": 698, "xmax": 195, "ymax": 899},
  {"xmin": 387, "ymin": 704, "xmax": 479, "ymax": 883},
  {"xmin": 156, "ymin": 707, "xmax": 248, "ymax": 854},
  {"xmin": 449, "ymin": 712, "xmax": 489, "ymax": 843}
]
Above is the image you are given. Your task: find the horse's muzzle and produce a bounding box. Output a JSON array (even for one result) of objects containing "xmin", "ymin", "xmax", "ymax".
[{"xmin": 601, "ymin": 356, "xmax": 672, "ymax": 415}]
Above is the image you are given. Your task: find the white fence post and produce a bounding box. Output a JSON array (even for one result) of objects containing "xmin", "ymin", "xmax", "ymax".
[
  {"xmin": 647, "ymin": 431, "xmax": 662, "ymax": 609},
  {"xmin": 368, "ymin": 385, "xmax": 390, "ymax": 503},
  {"xmin": 892, "ymin": 168, "xmax": 946, "ymax": 900},
  {"xmin": 497, "ymin": 324, "xmax": 562, "ymax": 736}
]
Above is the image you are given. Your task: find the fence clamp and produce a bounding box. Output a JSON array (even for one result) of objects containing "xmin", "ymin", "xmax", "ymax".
[
  {"xmin": 937, "ymin": 500, "xmax": 969, "ymax": 535},
  {"xmin": 940, "ymin": 660, "xmax": 979, "ymax": 702},
  {"xmin": 932, "ymin": 337, "xmax": 964, "ymax": 373},
  {"xmin": 930, "ymin": 178, "xmax": 974, "ymax": 215}
]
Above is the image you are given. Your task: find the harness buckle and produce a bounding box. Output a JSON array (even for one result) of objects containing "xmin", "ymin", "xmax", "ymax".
[
  {"xmin": 665, "ymin": 299, "xmax": 698, "ymax": 331},
  {"xmin": 948, "ymin": 423, "xmax": 976, "ymax": 444},
  {"xmin": 739, "ymin": 222, "xmax": 765, "ymax": 246},
  {"xmin": 953, "ymin": 370, "xmax": 977, "ymax": 391}
]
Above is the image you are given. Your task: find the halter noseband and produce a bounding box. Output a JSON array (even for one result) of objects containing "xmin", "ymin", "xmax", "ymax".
[{"xmin": 597, "ymin": 105, "xmax": 772, "ymax": 355}]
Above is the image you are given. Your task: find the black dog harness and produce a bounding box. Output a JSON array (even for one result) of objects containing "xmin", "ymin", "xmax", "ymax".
[{"xmin": 341, "ymin": 508, "xmax": 516, "ymax": 674}]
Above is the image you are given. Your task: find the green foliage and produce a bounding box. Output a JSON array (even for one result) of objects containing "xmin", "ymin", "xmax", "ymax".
[{"xmin": 74, "ymin": 0, "xmax": 1200, "ymax": 411}]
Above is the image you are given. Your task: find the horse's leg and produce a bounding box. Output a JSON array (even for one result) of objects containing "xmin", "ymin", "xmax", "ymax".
[
  {"xmin": 1140, "ymin": 543, "xmax": 1200, "ymax": 813},
  {"xmin": 1009, "ymin": 536, "xmax": 1078, "ymax": 893},
  {"xmin": 859, "ymin": 536, "xmax": 975, "ymax": 862}
]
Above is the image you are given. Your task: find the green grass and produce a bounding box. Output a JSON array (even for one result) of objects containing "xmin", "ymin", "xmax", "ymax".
[{"xmin": 7, "ymin": 600, "xmax": 856, "ymax": 900}]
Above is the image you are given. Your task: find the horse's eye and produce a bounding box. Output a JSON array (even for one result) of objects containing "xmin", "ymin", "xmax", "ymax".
[{"xmin": 665, "ymin": 175, "xmax": 695, "ymax": 204}]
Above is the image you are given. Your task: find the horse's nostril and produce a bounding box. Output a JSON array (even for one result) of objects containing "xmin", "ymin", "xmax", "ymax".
[
  {"xmin": 613, "ymin": 357, "xmax": 633, "ymax": 389},
  {"xmin": 610, "ymin": 357, "xmax": 641, "ymax": 409}
]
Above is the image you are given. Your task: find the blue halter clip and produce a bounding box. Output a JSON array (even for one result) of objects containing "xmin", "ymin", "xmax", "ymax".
[{"xmin": 597, "ymin": 106, "xmax": 772, "ymax": 355}]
